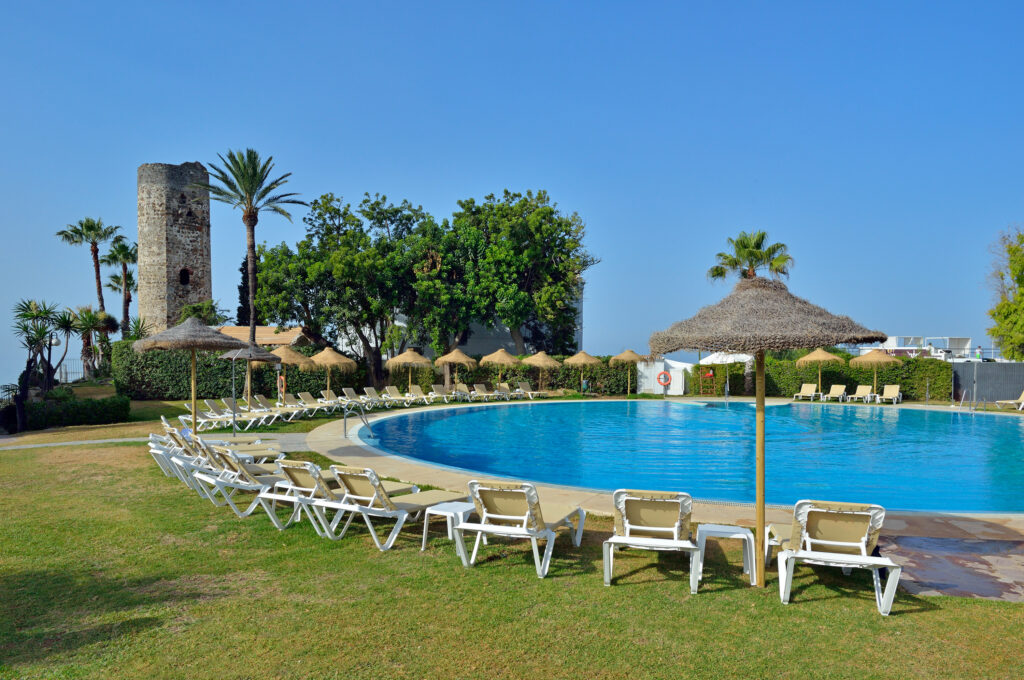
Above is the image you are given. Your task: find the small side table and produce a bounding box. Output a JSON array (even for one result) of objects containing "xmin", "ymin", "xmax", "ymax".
[
  {"xmin": 421, "ymin": 501, "xmax": 476, "ymax": 551},
  {"xmin": 696, "ymin": 523, "xmax": 757, "ymax": 586}
]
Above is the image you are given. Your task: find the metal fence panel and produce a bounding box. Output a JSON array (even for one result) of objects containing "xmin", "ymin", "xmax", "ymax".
[{"xmin": 952, "ymin": 362, "xmax": 1024, "ymax": 402}]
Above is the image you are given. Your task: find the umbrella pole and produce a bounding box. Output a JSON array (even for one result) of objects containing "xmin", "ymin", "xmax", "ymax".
[
  {"xmin": 231, "ymin": 357, "xmax": 237, "ymax": 436},
  {"xmin": 408, "ymin": 366, "xmax": 412, "ymax": 390},
  {"xmin": 191, "ymin": 349, "xmax": 198, "ymax": 434},
  {"xmin": 755, "ymin": 350, "xmax": 766, "ymax": 588}
]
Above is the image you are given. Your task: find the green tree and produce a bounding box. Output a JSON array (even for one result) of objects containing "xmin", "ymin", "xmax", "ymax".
[
  {"xmin": 454, "ymin": 190, "xmax": 597, "ymax": 354},
  {"xmin": 706, "ymin": 230, "xmax": 794, "ymax": 281},
  {"xmin": 191, "ymin": 149, "xmax": 305, "ymax": 348},
  {"xmin": 100, "ymin": 237, "xmax": 137, "ymax": 338},
  {"xmin": 56, "ymin": 218, "xmax": 121, "ymax": 312},
  {"xmin": 178, "ymin": 299, "xmax": 230, "ymax": 325},
  {"xmin": 72, "ymin": 306, "xmax": 117, "ymax": 378},
  {"xmin": 988, "ymin": 227, "xmax": 1024, "ymax": 359}
]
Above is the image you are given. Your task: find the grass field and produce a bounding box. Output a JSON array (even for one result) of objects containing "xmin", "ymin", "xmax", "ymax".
[{"xmin": 1, "ymin": 440, "xmax": 1022, "ymax": 679}]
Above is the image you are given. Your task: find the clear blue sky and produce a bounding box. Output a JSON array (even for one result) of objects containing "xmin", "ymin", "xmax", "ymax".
[{"xmin": 3, "ymin": 2, "xmax": 1023, "ymax": 383}]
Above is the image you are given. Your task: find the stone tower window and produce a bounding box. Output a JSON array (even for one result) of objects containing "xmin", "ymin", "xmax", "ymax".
[{"xmin": 179, "ymin": 268, "xmax": 191, "ymax": 286}]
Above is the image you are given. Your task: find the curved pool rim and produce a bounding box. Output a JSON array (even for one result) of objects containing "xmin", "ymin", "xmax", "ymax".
[{"xmin": 350, "ymin": 398, "xmax": 1024, "ymax": 514}]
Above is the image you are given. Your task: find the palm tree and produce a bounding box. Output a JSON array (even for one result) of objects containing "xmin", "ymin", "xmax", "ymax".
[
  {"xmin": 191, "ymin": 148, "xmax": 305, "ymax": 401},
  {"xmin": 101, "ymin": 237, "xmax": 138, "ymax": 338},
  {"xmin": 74, "ymin": 307, "xmax": 118, "ymax": 377},
  {"xmin": 56, "ymin": 218, "xmax": 122, "ymax": 312},
  {"xmin": 707, "ymin": 230, "xmax": 794, "ymax": 281}
]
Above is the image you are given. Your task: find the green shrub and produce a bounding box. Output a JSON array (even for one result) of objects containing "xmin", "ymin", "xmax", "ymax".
[
  {"xmin": 111, "ymin": 340, "xmax": 369, "ymax": 401},
  {"xmin": 25, "ymin": 395, "xmax": 130, "ymax": 430},
  {"xmin": 685, "ymin": 356, "xmax": 951, "ymax": 401}
]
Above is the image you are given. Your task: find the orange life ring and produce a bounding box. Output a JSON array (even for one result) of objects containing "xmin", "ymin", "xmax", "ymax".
[
  {"xmin": 656, "ymin": 371, "xmax": 672, "ymax": 387},
  {"xmin": 277, "ymin": 374, "xmax": 286, "ymax": 394}
]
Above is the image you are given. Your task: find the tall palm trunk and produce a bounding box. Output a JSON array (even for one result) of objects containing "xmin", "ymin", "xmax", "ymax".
[
  {"xmin": 121, "ymin": 262, "xmax": 130, "ymax": 339},
  {"xmin": 244, "ymin": 215, "xmax": 258, "ymax": 403},
  {"xmin": 91, "ymin": 243, "xmax": 105, "ymax": 312}
]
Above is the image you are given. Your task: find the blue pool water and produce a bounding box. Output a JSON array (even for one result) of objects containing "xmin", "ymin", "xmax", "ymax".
[{"xmin": 359, "ymin": 401, "xmax": 1024, "ymax": 512}]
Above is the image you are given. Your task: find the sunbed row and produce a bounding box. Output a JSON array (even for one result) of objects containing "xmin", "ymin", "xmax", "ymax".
[
  {"xmin": 149, "ymin": 418, "xmax": 901, "ymax": 615},
  {"xmin": 793, "ymin": 383, "xmax": 903, "ymax": 403},
  {"xmin": 180, "ymin": 381, "xmax": 550, "ymax": 431}
]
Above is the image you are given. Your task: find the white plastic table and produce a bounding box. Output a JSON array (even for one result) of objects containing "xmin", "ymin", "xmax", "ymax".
[
  {"xmin": 421, "ymin": 501, "xmax": 476, "ymax": 551},
  {"xmin": 696, "ymin": 523, "xmax": 757, "ymax": 586}
]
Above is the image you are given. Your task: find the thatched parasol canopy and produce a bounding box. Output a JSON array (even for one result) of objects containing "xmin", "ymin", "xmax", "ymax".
[
  {"xmin": 133, "ymin": 317, "xmax": 246, "ymax": 353},
  {"xmin": 850, "ymin": 348, "xmax": 900, "ymax": 392},
  {"xmin": 649, "ymin": 276, "xmax": 885, "ymax": 589},
  {"xmin": 311, "ymin": 347, "xmax": 357, "ymax": 393},
  {"xmin": 522, "ymin": 351, "xmax": 561, "ymax": 369},
  {"xmin": 795, "ymin": 347, "xmax": 846, "ymax": 392},
  {"xmin": 610, "ymin": 349, "xmax": 644, "ymax": 395},
  {"xmin": 270, "ymin": 346, "xmax": 316, "ymax": 370},
  {"xmin": 649, "ymin": 277, "xmax": 885, "ymax": 355},
  {"xmin": 133, "ymin": 317, "xmax": 246, "ymax": 433},
  {"xmin": 436, "ymin": 348, "xmax": 478, "ymax": 383},
  {"xmin": 386, "ymin": 349, "xmax": 433, "ymax": 388},
  {"xmin": 564, "ymin": 351, "xmax": 602, "ymax": 393},
  {"xmin": 481, "ymin": 348, "xmax": 521, "ymax": 382}
]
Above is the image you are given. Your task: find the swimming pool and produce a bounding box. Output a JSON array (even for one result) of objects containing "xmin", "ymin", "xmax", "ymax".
[{"xmin": 358, "ymin": 401, "xmax": 1024, "ymax": 512}]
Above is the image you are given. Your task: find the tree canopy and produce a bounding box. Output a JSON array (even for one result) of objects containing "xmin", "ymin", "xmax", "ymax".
[
  {"xmin": 988, "ymin": 227, "xmax": 1024, "ymax": 359},
  {"xmin": 255, "ymin": 189, "xmax": 596, "ymax": 383}
]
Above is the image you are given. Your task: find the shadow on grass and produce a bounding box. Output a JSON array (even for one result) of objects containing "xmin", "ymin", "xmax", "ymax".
[
  {"xmin": 0, "ymin": 569, "xmax": 218, "ymax": 665},
  {"xmin": 782, "ymin": 564, "xmax": 940, "ymax": 616}
]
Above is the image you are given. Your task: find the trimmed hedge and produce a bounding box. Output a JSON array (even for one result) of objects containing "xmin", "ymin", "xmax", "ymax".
[
  {"xmin": 399, "ymin": 356, "xmax": 634, "ymax": 396},
  {"xmin": 687, "ymin": 357, "xmax": 952, "ymax": 401},
  {"xmin": 22, "ymin": 395, "xmax": 131, "ymax": 431},
  {"xmin": 111, "ymin": 341, "xmax": 370, "ymax": 401}
]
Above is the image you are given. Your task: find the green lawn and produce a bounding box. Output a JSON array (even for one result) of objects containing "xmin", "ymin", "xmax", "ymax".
[{"xmin": 1, "ymin": 442, "xmax": 1022, "ymax": 679}]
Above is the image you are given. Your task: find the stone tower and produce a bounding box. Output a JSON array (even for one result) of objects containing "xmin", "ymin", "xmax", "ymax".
[{"xmin": 137, "ymin": 162, "xmax": 212, "ymax": 332}]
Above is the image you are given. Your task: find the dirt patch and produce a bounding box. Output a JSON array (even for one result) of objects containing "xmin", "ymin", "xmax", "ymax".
[
  {"xmin": 128, "ymin": 570, "xmax": 272, "ymax": 602},
  {"xmin": 42, "ymin": 445, "xmax": 151, "ymax": 471}
]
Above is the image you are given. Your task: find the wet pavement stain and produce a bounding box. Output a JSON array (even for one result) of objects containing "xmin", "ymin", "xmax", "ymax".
[{"xmin": 880, "ymin": 536, "xmax": 1024, "ymax": 601}]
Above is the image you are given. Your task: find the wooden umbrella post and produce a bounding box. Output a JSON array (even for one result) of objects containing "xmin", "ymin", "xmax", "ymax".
[
  {"xmin": 191, "ymin": 349, "xmax": 198, "ymax": 434},
  {"xmin": 755, "ymin": 349, "xmax": 766, "ymax": 588}
]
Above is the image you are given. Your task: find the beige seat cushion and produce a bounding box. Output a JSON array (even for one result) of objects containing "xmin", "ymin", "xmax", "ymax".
[{"xmin": 391, "ymin": 490, "xmax": 468, "ymax": 513}]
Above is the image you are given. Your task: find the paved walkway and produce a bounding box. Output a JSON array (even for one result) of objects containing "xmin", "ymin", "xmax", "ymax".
[
  {"xmin": 305, "ymin": 398, "xmax": 1024, "ymax": 602},
  {"xmin": 0, "ymin": 432, "xmax": 313, "ymax": 452}
]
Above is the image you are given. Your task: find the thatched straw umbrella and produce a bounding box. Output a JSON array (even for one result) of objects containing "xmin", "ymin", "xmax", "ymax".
[
  {"xmin": 481, "ymin": 348, "xmax": 521, "ymax": 383},
  {"xmin": 311, "ymin": 347, "xmax": 357, "ymax": 394},
  {"xmin": 219, "ymin": 345, "xmax": 281, "ymax": 434},
  {"xmin": 795, "ymin": 347, "xmax": 845, "ymax": 393},
  {"xmin": 564, "ymin": 351, "xmax": 603, "ymax": 393},
  {"xmin": 649, "ymin": 276, "xmax": 885, "ymax": 587},
  {"xmin": 255, "ymin": 346, "xmax": 316, "ymax": 398},
  {"xmin": 850, "ymin": 348, "xmax": 900, "ymax": 393},
  {"xmin": 609, "ymin": 349, "xmax": 643, "ymax": 396},
  {"xmin": 133, "ymin": 317, "xmax": 246, "ymax": 433},
  {"xmin": 522, "ymin": 351, "xmax": 561, "ymax": 391},
  {"xmin": 386, "ymin": 348, "xmax": 432, "ymax": 388},
  {"xmin": 435, "ymin": 348, "xmax": 478, "ymax": 384}
]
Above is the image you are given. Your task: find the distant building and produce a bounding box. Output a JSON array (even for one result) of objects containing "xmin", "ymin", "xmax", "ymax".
[
  {"xmin": 137, "ymin": 162, "xmax": 212, "ymax": 332},
  {"xmin": 216, "ymin": 326, "xmax": 314, "ymax": 347}
]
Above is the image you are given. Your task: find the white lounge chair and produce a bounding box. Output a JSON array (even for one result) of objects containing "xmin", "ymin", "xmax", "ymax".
[
  {"xmin": 254, "ymin": 394, "xmax": 306, "ymax": 421},
  {"xmin": 996, "ymin": 388, "xmax": 1024, "ymax": 411},
  {"xmin": 453, "ymin": 480, "xmax": 586, "ymax": 578},
  {"xmin": 848, "ymin": 385, "xmax": 875, "ymax": 403},
  {"xmin": 361, "ymin": 387, "xmax": 391, "ymax": 409},
  {"xmin": 516, "ymin": 382, "xmax": 545, "ymax": 399},
  {"xmin": 454, "ymin": 383, "xmax": 474, "ymax": 402},
  {"xmin": 772, "ymin": 499, "xmax": 902, "ymax": 616},
  {"xmin": 429, "ymin": 384, "xmax": 451, "ymax": 404},
  {"xmin": 876, "ymin": 384, "xmax": 902, "ymax": 404},
  {"xmin": 603, "ymin": 489, "xmax": 700, "ymax": 593},
  {"xmin": 793, "ymin": 383, "xmax": 818, "ymax": 401},
  {"xmin": 407, "ymin": 384, "xmax": 435, "ymax": 405},
  {"xmin": 297, "ymin": 391, "xmax": 332, "ymax": 415},
  {"xmin": 383, "ymin": 386, "xmax": 413, "ymax": 407},
  {"xmin": 342, "ymin": 387, "xmax": 378, "ymax": 410},
  {"xmin": 820, "ymin": 385, "xmax": 847, "ymax": 402}
]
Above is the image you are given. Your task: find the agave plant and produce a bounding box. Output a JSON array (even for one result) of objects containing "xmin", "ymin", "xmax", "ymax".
[{"xmin": 127, "ymin": 316, "xmax": 152, "ymax": 341}]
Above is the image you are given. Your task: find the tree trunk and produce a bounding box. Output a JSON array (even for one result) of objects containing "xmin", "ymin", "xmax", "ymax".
[
  {"xmin": 121, "ymin": 262, "xmax": 130, "ymax": 339},
  {"xmin": 92, "ymin": 243, "xmax": 105, "ymax": 312},
  {"xmin": 509, "ymin": 326, "xmax": 527, "ymax": 355},
  {"xmin": 245, "ymin": 218, "xmax": 258, "ymax": 347},
  {"xmin": 14, "ymin": 361, "xmax": 34, "ymax": 433}
]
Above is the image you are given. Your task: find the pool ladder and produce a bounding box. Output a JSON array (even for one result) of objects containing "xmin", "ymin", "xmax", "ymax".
[{"xmin": 342, "ymin": 402, "xmax": 372, "ymax": 437}]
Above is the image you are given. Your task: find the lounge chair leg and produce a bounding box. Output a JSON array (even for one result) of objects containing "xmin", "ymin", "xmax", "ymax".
[
  {"xmin": 571, "ymin": 509, "xmax": 586, "ymax": 547},
  {"xmin": 602, "ymin": 541, "xmax": 613, "ymax": 586},
  {"xmin": 537, "ymin": 532, "xmax": 556, "ymax": 578},
  {"xmin": 689, "ymin": 550, "xmax": 699, "ymax": 594},
  {"xmin": 453, "ymin": 527, "xmax": 471, "ymax": 567},
  {"xmin": 470, "ymin": 530, "xmax": 484, "ymax": 565},
  {"xmin": 696, "ymin": 531, "xmax": 707, "ymax": 581},
  {"xmin": 879, "ymin": 565, "xmax": 901, "ymax": 616},
  {"xmin": 376, "ymin": 511, "xmax": 408, "ymax": 551},
  {"xmin": 779, "ymin": 551, "xmax": 794, "ymax": 604}
]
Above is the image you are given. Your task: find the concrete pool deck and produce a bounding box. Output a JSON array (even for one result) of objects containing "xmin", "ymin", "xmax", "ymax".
[{"xmin": 304, "ymin": 396, "xmax": 1024, "ymax": 602}]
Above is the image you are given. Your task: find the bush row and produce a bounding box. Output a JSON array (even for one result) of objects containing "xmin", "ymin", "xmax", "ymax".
[
  {"xmin": 686, "ymin": 357, "xmax": 952, "ymax": 401},
  {"xmin": 0, "ymin": 394, "xmax": 132, "ymax": 432}
]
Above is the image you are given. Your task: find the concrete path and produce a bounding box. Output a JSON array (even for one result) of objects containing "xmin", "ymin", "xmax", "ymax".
[{"xmin": 305, "ymin": 399, "xmax": 1024, "ymax": 601}]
